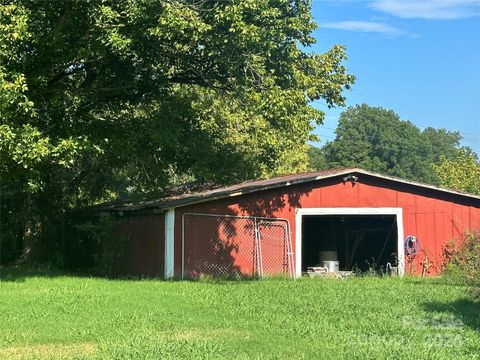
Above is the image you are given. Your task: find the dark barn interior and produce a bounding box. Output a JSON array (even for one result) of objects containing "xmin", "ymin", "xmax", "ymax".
[{"xmin": 302, "ymin": 215, "xmax": 398, "ymax": 273}]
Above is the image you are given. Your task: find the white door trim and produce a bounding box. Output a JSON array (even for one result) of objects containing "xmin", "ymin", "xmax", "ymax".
[
  {"xmin": 164, "ymin": 208, "xmax": 175, "ymax": 279},
  {"xmin": 294, "ymin": 207, "xmax": 404, "ymax": 278}
]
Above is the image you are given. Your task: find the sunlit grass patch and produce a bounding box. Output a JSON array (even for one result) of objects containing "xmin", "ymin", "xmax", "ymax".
[{"xmin": 0, "ymin": 342, "xmax": 97, "ymax": 360}]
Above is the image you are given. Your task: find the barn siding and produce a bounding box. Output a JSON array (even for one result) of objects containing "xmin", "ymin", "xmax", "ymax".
[
  {"xmin": 116, "ymin": 213, "xmax": 164, "ymax": 277},
  {"xmin": 173, "ymin": 176, "xmax": 480, "ymax": 277}
]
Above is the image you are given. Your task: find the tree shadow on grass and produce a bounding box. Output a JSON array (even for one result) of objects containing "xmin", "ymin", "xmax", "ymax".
[
  {"xmin": 0, "ymin": 264, "xmax": 67, "ymax": 282},
  {"xmin": 0, "ymin": 266, "xmax": 181, "ymax": 283},
  {"xmin": 422, "ymin": 298, "xmax": 480, "ymax": 332},
  {"xmin": 0, "ymin": 264, "xmax": 138, "ymax": 283}
]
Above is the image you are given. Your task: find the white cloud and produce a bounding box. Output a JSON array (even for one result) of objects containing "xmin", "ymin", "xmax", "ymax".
[
  {"xmin": 370, "ymin": 0, "xmax": 480, "ymax": 20},
  {"xmin": 320, "ymin": 21, "xmax": 407, "ymax": 35}
]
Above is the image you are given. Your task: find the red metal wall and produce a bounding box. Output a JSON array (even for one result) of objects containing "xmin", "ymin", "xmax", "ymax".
[
  {"xmin": 116, "ymin": 213, "xmax": 164, "ymax": 277},
  {"xmin": 173, "ymin": 175, "xmax": 480, "ymax": 276}
]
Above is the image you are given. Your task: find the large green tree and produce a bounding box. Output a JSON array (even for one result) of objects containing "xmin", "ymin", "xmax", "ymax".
[
  {"xmin": 321, "ymin": 104, "xmax": 464, "ymax": 184},
  {"xmin": 0, "ymin": 1, "xmax": 354, "ymax": 262},
  {"xmin": 307, "ymin": 145, "xmax": 327, "ymax": 171},
  {"xmin": 432, "ymin": 149, "xmax": 480, "ymax": 195}
]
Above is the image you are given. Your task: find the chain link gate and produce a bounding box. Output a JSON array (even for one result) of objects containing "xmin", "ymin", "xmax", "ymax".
[{"xmin": 182, "ymin": 213, "xmax": 294, "ymax": 279}]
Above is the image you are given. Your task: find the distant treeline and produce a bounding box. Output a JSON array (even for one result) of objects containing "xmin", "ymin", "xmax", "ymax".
[{"xmin": 308, "ymin": 104, "xmax": 480, "ymax": 195}]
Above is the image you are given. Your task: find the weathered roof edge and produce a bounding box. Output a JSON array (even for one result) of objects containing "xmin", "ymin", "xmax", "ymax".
[
  {"xmin": 96, "ymin": 168, "xmax": 480, "ymax": 212},
  {"xmin": 354, "ymin": 168, "xmax": 480, "ymax": 200}
]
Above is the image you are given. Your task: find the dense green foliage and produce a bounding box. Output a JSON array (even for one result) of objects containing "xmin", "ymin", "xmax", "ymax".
[
  {"xmin": 309, "ymin": 104, "xmax": 469, "ymax": 185},
  {"xmin": 433, "ymin": 149, "xmax": 480, "ymax": 195},
  {"xmin": 0, "ymin": 271, "xmax": 479, "ymax": 359},
  {"xmin": 0, "ymin": 1, "xmax": 354, "ymax": 263},
  {"xmin": 444, "ymin": 229, "xmax": 480, "ymax": 301},
  {"xmin": 306, "ymin": 144, "xmax": 327, "ymax": 171}
]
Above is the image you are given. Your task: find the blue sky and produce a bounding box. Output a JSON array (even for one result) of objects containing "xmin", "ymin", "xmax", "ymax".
[{"xmin": 309, "ymin": 0, "xmax": 480, "ymax": 153}]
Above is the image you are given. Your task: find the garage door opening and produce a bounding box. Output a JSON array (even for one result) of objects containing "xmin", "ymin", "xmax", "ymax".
[{"xmin": 301, "ymin": 214, "xmax": 399, "ymax": 273}]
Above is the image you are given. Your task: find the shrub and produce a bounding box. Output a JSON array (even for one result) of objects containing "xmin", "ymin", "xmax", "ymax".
[
  {"xmin": 73, "ymin": 215, "xmax": 130, "ymax": 277},
  {"xmin": 443, "ymin": 229, "xmax": 480, "ymax": 301}
]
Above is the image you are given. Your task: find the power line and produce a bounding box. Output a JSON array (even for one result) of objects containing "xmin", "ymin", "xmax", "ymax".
[
  {"xmin": 316, "ymin": 124, "xmax": 480, "ymax": 139},
  {"xmin": 315, "ymin": 112, "xmax": 480, "ymax": 138},
  {"xmin": 341, "ymin": 91, "xmax": 480, "ymax": 136},
  {"xmin": 313, "ymin": 129, "xmax": 480, "ymax": 149}
]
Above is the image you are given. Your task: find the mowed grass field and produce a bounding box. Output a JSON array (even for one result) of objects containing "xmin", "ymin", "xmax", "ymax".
[{"xmin": 0, "ymin": 268, "xmax": 479, "ymax": 359}]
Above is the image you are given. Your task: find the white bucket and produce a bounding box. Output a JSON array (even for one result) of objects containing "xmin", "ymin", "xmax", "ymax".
[{"xmin": 321, "ymin": 260, "xmax": 339, "ymax": 273}]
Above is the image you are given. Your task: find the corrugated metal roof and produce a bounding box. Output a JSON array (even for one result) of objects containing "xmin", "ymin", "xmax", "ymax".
[{"xmin": 95, "ymin": 168, "xmax": 480, "ymax": 212}]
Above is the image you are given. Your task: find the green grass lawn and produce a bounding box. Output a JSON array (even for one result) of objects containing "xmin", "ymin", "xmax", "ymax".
[{"xmin": 0, "ymin": 268, "xmax": 479, "ymax": 359}]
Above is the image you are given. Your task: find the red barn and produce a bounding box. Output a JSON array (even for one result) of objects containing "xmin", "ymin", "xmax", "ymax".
[{"xmin": 99, "ymin": 168, "xmax": 480, "ymax": 278}]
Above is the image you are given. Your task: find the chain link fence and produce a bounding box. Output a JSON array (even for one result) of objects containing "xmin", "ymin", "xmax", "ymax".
[{"xmin": 182, "ymin": 213, "xmax": 294, "ymax": 279}]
